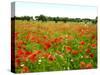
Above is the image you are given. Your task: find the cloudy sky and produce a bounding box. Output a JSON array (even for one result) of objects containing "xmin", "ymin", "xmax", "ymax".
[{"xmin": 15, "ymin": 1, "xmax": 97, "ymax": 19}]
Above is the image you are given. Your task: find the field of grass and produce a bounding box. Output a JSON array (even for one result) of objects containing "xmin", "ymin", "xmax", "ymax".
[{"xmin": 14, "ymin": 20, "xmax": 97, "ymax": 73}]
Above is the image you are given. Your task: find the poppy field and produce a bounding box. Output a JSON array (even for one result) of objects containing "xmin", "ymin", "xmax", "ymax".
[{"xmin": 14, "ymin": 20, "xmax": 97, "ymax": 73}]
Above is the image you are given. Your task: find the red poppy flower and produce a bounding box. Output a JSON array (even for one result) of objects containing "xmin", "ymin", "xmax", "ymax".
[
  {"xmin": 15, "ymin": 59, "xmax": 21, "ymax": 67},
  {"xmin": 80, "ymin": 31, "xmax": 85, "ymax": 37},
  {"xmin": 35, "ymin": 38, "xmax": 41, "ymax": 43},
  {"xmin": 17, "ymin": 49, "xmax": 25, "ymax": 56},
  {"xmin": 80, "ymin": 41, "xmax": 85, "ymax": 45},
  {"xmin": 48, "ymin": 55, "xmax": 56, "ymax": 61},
  {"xmin": 78, "ymin": 45, "xmax": 83, "ymax": 49},
  {"xmin": 17, "ymin": 40, "xmax": 24, "ymax": 49},
  {"xmin": 89, "ymin": 53, "xmax": 94, "ymax": 58},
  {"xmin": 86, "ymin": 49, "xmax": 91, "ymax": 54},
  {"xmin": 43, "ymin": 53, "xmax": 55, "ymax": 61},
  {"xmin": 51, "ymin": 37, "xmax": 63, "ymax": 44},
  {"xmin": 85, "ymin": 63, "xmax": 93, "ymax": 69},
  {"xmin": 80, "ymin": 61, "xmax": 86, "ymax": 69},
  {"xmin": 28, "ymin": 50, "xmax": 41, "ymax": 63},
  {"xmin": 43, "ymin": 35, "xmax": 48, "ymax": 39},
  {"xmin": 91, "ymin": 44, "xmax": 96, "ymax": 48},
  {"xmin": 43, "ymin": 41, "xmax": 51, "ymax": 50},
  {"xmin": 28, "ymin": 53, "xmax": 37, "ymax": 63},
  {"xmin": 31, "ymin": 36, "xmax": 35, "ymax": 42},
  {"xmin": 16, "ymin": 55, "xmax": 20, "ymax": 58},
  {"xmin": 19, "ymin": 40, "xmax": 24, "ymax": 45},
  {"xmin": 91, "ymin": 35, "xmax": 96, "ymax": 39},
  {"xmin": 21, "ymin": 66, "xmax": 29, "ymax": 73},
  {"xmin": 25, "ymin": 51, "xmax": 32, "ymax": 56},
  {"xmin": 23, "ymin": 51, "xmax": 32, "ymax": 60},
  {"xmin": 71, "ymin": 50, "xmax": 79, "ymax": 55},
  {"xmin": 65, "ymin": 46, "xmax": 72, "ymax": 53}
]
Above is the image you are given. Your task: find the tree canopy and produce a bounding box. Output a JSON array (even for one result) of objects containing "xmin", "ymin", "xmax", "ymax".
[{"xmin": 12, "ymin": 15, "xmax": 97, "ymax": 24}]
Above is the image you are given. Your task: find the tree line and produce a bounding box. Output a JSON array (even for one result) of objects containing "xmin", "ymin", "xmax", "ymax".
[{"xmin": 11, "ymin": 15, "xmax": 97, "ymax": 24}]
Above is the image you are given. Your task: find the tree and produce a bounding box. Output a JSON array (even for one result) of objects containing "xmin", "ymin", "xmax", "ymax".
[
  {"xmin": 91, "ymin": 17, "xmax": 97, "ymax": 24},
  {"xmin": 62, "ymin": 17, "xmax": 68, "ymax": 23},
  {"xmin": 35, "ymin": 16, "xmax": 39, "ymax": 21},
  {"xmin": 35, "ymin": 15, "xmax": 47, "ymax": 22},
  {"xmin": 53, "ymin": 17, "xmax": 58, "ymax": 23}
]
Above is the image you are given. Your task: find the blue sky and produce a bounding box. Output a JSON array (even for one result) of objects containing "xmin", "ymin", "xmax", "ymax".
[{"xmin": 15, "ymin": 2, "xmax": 97, "ymax": 19}]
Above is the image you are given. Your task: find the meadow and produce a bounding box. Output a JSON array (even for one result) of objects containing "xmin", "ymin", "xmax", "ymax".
[{"xmin": 14, "ymin": 20, "xmax": 97, "ymax": 73}]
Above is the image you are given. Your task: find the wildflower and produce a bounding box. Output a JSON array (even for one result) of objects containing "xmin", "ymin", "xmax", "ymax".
[
  {"xmin": 51, "ymin": 37, "xmax": 63, "ymax": 44},
  {"xmin": 43, "ymin": 41, "xmax": 51, "ymax": 50},
  {"xmin": 28, "ymin": 53, "xmax": 37, "ymax": 63},
  {"xmin": 35, "ymin": 38, "xmax": 41, "ymax": 43},
  {"xmin": 17, "ymin": 40, "xmax": 24, "ymax": 49},
  {"xmin": 17, "ymin": 49, "xmax": 25, "ymax": 56},
  {"xmin": 28, "ymin": 50, "xmax": 41, "ymax": 63},
  {"xmin": 24, "ymin": 51, "xmax": 32, "ymax": 60},
  {"xmin": 89, "ymin": 53, "xmax": 94, "ymax": 58},
  {"xmin": 86, "ymin": 49, "xmax": 91, "ymax": 54},
  {"xmin": 65, "ymin": 46, "xmax": 72, "ymax": 53},
  {"xmin": 15, "ymin": 59, "xmax": 21, "ymax": 67},
  {"xmin": 78, "ymin": 45, "xmax": 83, "ymax": 49},
  {"xmin": 71, "ymin": 50, "xmax": 79, "ymax": 55},
  {"xmin": 91, "ymin": 35, "xmax": 96, "ymax": 39},
  {"xmin": 80, "ymin": 41, "xmax": 85, "ymax": 45},
  {"xmin": 70, "ymin": 59, "xmax": 74, "ymax": 62},
  {"xmin": 43, "ymin": 53, "xmax": 55, "ymax": 61},
  {"xmin": 91, "ymin": 44, "xmax": 96, "ymax": 48},
  {"xmin": 38, "ymin": 59, "xmax": 42, "ymax": 63},
  {"xmin": 80, "ymin": 61, "xmax": 86, "ymax": 69},
  {"xmin": 80, "ymin": 56, "xmax": 83, "ymax": 58},
  {"xmin": 85, "ymin": 63, "xmax": 93, "ymax": 69},
  {"xmin": 20, "ymin": 64, "xmax": 25, "ymax": 67},
  {"xmin": 31, "ymin": 36, "xmax": 35, "ymax": 42},
  {"xmin": 48, "ymin": 55, "xmax": 56, "ymax": 61},
  {"xmin": 25, "ymin": 51, "xmax": 32, "ymax": 56},
  {"xmin": 43, "ymin": 35, "xmax": 48, "ymax": 39},
  {"xmin": 21, "ymin": 66, "xmax": 29, "ymax": 73}
]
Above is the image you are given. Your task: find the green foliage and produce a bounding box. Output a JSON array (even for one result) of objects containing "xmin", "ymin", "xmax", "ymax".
[{"xmin": 12, "ymin": 15, "xmax": 98, "ymax": 24}]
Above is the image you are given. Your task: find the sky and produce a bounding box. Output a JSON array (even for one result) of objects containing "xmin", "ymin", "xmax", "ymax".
[{"xmin": 14, "ymin": 1, "xmax": 97, "ymax": 19}]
